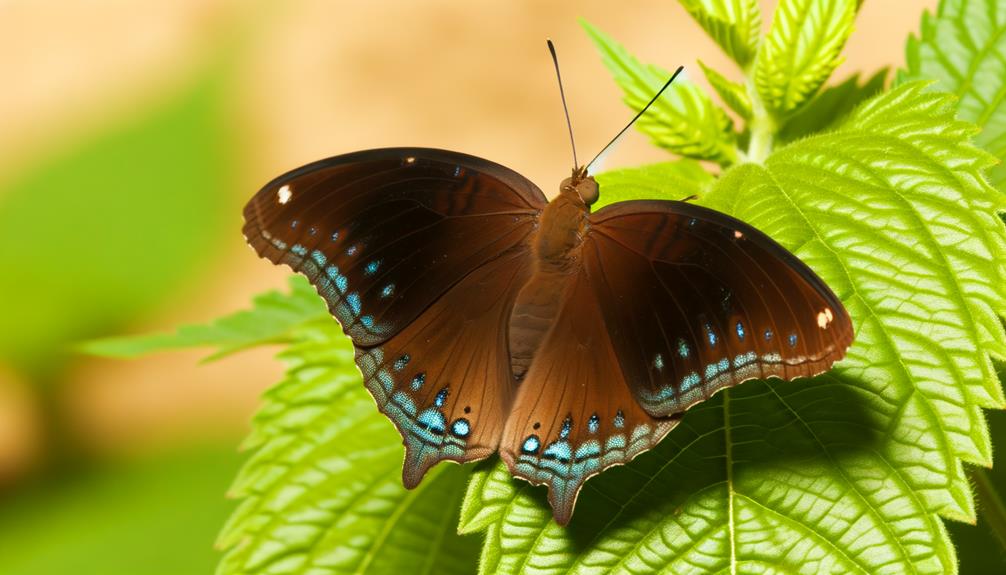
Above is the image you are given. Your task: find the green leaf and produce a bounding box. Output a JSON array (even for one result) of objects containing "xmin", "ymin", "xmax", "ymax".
[
  {"xmin": 582, "ymin": 20, "xmax": 739, "ymax": 165},
  {"xmin": 777, "ymin": 69, "xmax": 887, "ymax": 142},
  {"xmin": 755, "ymin": 0, "xmax": 857, "ymax": 118},
  {"xmin": 0, "ymin": 64, "xmax": 237, "ymax": 379},
  {"xmin": 949, "ymin": 368, "xmax": 1006, "ymax": 573},
  {"xmin": 593, "ymin": 158, "xmax": 715, "ymax": 208},
  {"xmin": 901, "ymin": 0, "xmax": 1006, "ymax": 191},
  {"xmin": 677, "ymin": 0, "xmax": 762, "ymax": 67},
  {"xmin": 461, "ymin": 82, "xmax": 1006, "ymax": 574},
  {"xmin": 699, "ymin": 60, "xmax": 753, "ymax": 119},
  {"xmin": 82, "ymin": 276, "xmax": 327, "ymax": 360},
  {"xmin": 216, "ymin": 319, "xmax": 481, "ymax": 575},
  {"xmin": 0, "ymin": 448, "xmax": 241, "ymax": 575}
]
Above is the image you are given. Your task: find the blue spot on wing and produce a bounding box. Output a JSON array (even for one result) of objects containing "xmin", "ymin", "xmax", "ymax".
[
  {"xmin": 410, "ymin": 372, "xmax": 425, "ymax": 391},
  {"xmin": 705, "ymin": 323, "xmax": 717, "ymax": 347},
  {"xmin": 559, "ymin": 417, "xmax": 572, "ymax": 439},
  {"xmin": 451, "ymin": 418, "xmax": 470, "ymax": 438},
  {"xmin": 682, "ymin": 372, "xmax": 701, "ymax": 392},
  {"xmin": 543, "ymin": 440, "xmax": 572, "ymax": 463},
  {"xmin": 347, "ymin": 293, "xmax": 361, "ymax": 315},
  {"xmin": 434, "ymin": 387, "xmax": 449, "ymax": 407},
  {"xmin": 522, "ymin": 435, "xmax": 540, "ymax": 454},
  {"xmin": 393, "ymin": 354, "xmax": 410, "ymax": 371},
  {"xmin": 416, "ymin": 408, "xmax": 446, "ymax": 434},
  {"xmin": 613, "ymin": 410, "xmax": 625, "ymax": 429}
]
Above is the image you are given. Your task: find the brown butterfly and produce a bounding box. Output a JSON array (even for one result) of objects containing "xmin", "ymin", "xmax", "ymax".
[{"xmin": 242, "ymin": 44, "xmax": 853, "ymax": 525}]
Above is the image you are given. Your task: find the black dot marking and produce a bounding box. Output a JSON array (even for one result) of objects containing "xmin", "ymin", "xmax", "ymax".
[
  {"xmin": 464, "ymin": 406, "xmax": 471, "ymax": 414},
  {"xmin": 533, "ymin": 422, "xmax": 541, "ymax": 430}
]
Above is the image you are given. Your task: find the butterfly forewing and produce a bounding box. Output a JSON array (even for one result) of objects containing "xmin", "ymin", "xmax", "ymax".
[
  {"xmin": 243, "ymin": 148, "xmax": 546, "ymax": 346},
  {"xmin": 587, "ymin": 200, "xmax": 854, "ymax": 417},
  {"xmin": 243, "ymin": 148, "xmax": 547, "ymax": 481}
]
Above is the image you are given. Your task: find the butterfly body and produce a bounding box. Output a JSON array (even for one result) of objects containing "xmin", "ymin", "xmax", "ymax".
[
  {"xmin": 508, "ymin": 180, "xmax": 593, "ymax": 380},
  {"xmin": 244, "ymin": 147, "xmax": 853, "ymax": 525}
]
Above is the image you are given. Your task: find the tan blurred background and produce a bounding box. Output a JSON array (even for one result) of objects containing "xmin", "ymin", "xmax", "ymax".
[{"xmin": 0, "ymin": 1, "xmax": 936, "ymax": 573}]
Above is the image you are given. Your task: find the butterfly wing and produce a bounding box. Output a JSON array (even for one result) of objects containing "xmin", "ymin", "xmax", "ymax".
[
  {"xmin": 501, "ymin": 198, "xmax": 853, "ymax": 524},
  {"xmin": 244, "ymin": 148, "xmax": 545, "ymax": 345},
  {"xmin": 586, "ymin": 200, "xmax": 853, "ymax": 418},
  {"xmin": 244, "ymin": 148, "xmax": 546, "ymax": 485},
  {"xmin": 499, "ymin": 266, "xmax": 679, "ymax": 525}
]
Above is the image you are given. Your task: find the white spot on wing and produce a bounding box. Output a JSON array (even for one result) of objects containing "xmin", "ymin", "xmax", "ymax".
[
  {"xmin": 817, "ymin": 307, "xmax": 834, "ymax": 329},
  {"xmin": 277, "ymin": 184, "xmax": 292, "ymax": 204}
]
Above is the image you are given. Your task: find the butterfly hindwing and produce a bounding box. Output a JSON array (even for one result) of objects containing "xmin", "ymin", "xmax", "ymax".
[
  {"xmin": 358, "ymin": 246, "xmax": 533, "ymax": 486},
  {"xmin": 500, "ymin": 268, "xmax": 679, "ymax": 525},
  {"xmin": 587, "ymin": 200, "xmax": 854, "ymax": 418},
  {"xmin": 243, "ymin": 148, "xmax": 546, "ymax": 484}
]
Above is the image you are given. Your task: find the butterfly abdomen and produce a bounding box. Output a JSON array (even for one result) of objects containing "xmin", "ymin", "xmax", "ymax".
[{"xmin": 508, "ymin": 189, "xmax": 589, "ymax": 381}]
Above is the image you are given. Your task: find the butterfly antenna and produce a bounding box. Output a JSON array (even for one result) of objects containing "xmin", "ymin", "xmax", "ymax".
[
  {"xmin": 585, "ymin": 66, "xmax": 685, "ymax": 174},
  {"xmin": 547, "ymin": 39, "xmax": 579, "ymax": 171}
]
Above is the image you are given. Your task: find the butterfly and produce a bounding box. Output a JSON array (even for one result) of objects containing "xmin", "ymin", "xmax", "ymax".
[{"xmin": 242, "ymin": 48, "xmax": 853, "ymax": 525}]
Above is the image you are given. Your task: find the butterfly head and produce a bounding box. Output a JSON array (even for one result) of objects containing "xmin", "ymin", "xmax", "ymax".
[{"xmin": 560, "ymin": 167, "xmax": 598, "ymax": 206}]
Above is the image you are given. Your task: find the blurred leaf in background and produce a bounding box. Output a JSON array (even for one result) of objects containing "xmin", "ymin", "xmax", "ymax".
[
  {"xmin": 0, "ymin": 447, "xmax": 241, "ymax": 575},
  {"xmin": 0, "ymin": 63, "xmax": 238, "ymax": 382}
]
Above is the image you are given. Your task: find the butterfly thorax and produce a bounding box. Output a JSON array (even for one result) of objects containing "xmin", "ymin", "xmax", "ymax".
[{"xmin": 532, "ymin": 176, "xmax": 594, "ymax": 269}]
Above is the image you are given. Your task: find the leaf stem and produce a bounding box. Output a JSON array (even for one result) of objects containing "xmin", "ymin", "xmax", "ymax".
[
  {"xmin": 971, "ymin": 467, "xmax": 1006, "ymax": 551},
  {"xmin": 744, "ymin": 73, "xmax": 775, "ymax": 164}
]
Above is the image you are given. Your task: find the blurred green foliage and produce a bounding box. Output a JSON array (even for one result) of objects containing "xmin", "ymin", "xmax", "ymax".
[
  {"xmin": 0, "ymin": 447, "xmax": 241, "ymax": 575},
  {"xmin": 0, "ymin": 65, "xmax": 238, "ymax": 380}
]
